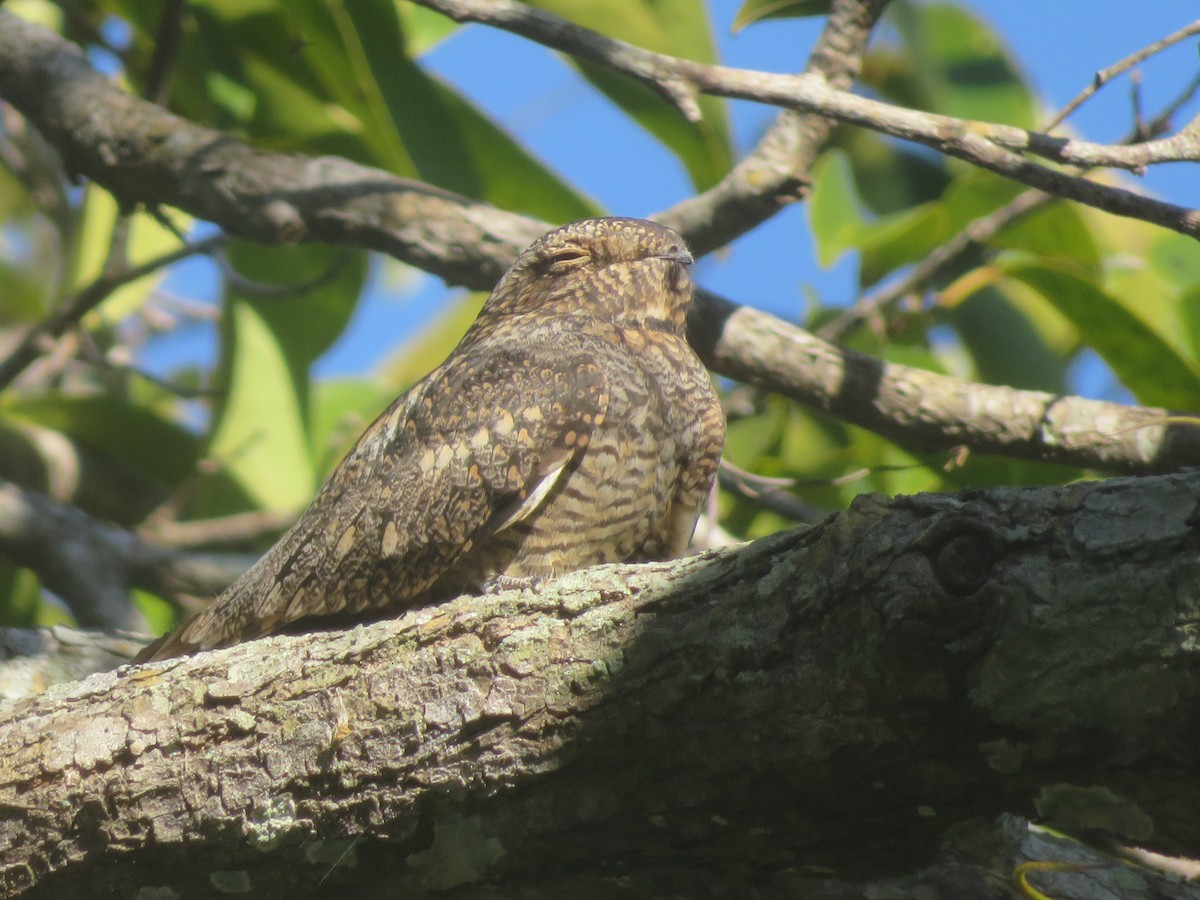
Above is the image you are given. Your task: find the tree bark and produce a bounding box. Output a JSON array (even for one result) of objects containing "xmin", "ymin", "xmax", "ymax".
[{"xmin": 2, "ymin": 473, "xmax": 1199, "ymax": 898}]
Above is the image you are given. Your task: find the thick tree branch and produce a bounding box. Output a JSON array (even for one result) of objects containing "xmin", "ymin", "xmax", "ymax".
[
  {"xmin": 0, "ymin": 478, "xmax": 251, "ymax": 629},
  {"xmin": 690, "ymin": 289, "xmax": 1200, "ymax": 473},
  {"xmin": 0, "ymin": 626, "xmax": 144, "ymax": 701},
  {"xmin": 3, "ymin": 473, "xmax": 1199, "ymax": 897},
  {"xmin": 1, "ymin": 11, "xmax": 1198, "ymax": 475}
]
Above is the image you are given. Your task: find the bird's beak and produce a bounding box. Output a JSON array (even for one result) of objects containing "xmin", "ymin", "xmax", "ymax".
[{"xmin": 657, "ymin": 248, "xmax": 694, "ymax": 266}]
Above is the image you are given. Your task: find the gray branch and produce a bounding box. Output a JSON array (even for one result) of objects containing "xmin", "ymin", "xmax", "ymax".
[
  {"xmin": 416, "ymin": 0, "xmax": 1200, "ymax": 237},
  {"xmin": 0, "ymin": 478, "xmax": 252, "ymax": 629},
  {"xmin": 2, "ymin": 473, "xmax": 1199, "ymax": 897}
]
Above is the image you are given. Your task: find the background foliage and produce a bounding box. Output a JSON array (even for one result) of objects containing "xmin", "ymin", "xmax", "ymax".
[{"xmin": 1, "ymin": 0, "xmax": 1198, "ymax": 630}]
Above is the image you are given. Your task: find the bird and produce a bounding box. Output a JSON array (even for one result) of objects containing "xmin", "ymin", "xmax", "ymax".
[{"xmin": 136, "ymin": 217, "xmax": 725, "ymax": 662}]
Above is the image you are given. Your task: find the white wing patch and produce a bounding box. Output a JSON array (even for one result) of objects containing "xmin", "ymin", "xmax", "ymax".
[{"xmin": 489, "ymin": 452, "xmax": 574, "ymax": 535}]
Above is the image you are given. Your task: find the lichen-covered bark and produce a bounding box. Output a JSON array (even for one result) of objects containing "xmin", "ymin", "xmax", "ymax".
[{"xmin": 2, "ymin": 474, "xmax": 1200, "ymax": 898}]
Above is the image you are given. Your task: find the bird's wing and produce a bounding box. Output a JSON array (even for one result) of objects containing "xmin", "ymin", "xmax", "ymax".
[{"xmin": 136, "ymin": 346, "xmax": 609, "ymax": 661}]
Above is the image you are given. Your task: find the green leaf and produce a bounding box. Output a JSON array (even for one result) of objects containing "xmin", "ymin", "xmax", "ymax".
[
  {"xmin": 0, "ymin": 260, "xmax": 48, "ymax": 325},
  {"xmin": 132, "ymin": 589, "xmax": 177, "ymax": 637},
  {"xmin": 310, "ymin": 377, "xmax": 393, "ymax": 477},
  {"xmin": 886, "ymin": 1, "xmax": 1037, "ymax": 129},
  {"xmin": 1177, "ymin": 286, "xmax": 1200, "ymax": 360},
  {"xmin": 179, "ymin": 0, "xmax": 596, "ymax": 222},
  {"xmin": 526, "ymin": 0, "xmax": 734, "ymax": 190},
  {"xmin": 0, "ymin": 394, "xmax": 201, "ymax": 488},
  {"xmin": 206, "ymin": 241, "xmax": 367, "ymax": 512},
  {"xmin": 990, "ymin": 201, "xmax": 1102, "ymax": 276},
  {"xmin": 947, "ymin": 284, "xmax": 1068, "ymax": 393},
  {"xmin": 1148, "ymin": 232, "xmax": 1200, "ymax": 290},
  {"xmin": 732, "ymin": 0, "xmax": 833, "ymax": 31},
  {"xmin": 809, "ymin": 151, "xmax": 866, "ymax": 268},
  {"xmin": 0, "ymin": 561, "xmax": 44, "ymax": 628},
  {"xmin": 857, "ymin": 202, "xmax": 948, "ymax": 287},
  {"xmin": 941, "ymin": 171, "xmax": 1025, "ymax": 226},
  {"xmin": 1003, "ymin": 261, "xmax": 1200, "ymax": 409}
]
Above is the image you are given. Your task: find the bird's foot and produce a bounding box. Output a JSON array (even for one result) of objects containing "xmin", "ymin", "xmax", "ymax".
[{"xmin": 482, "ymin": 574, "xmax": 545, "ymax": 595}]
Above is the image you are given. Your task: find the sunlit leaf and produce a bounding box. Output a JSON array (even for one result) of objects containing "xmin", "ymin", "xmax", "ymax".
[
  {"xmin": 809, "ymin": 151, "xmax": 866, "ymax": 268},
  {"xmin": 205, "ymin": 241, "xmax": 367, "ymax": 512},
  {"xmin": 1003, "ymin": 260, "xmax": 1200, "ymax": 409},
  {"xmin": 526, "ymin": 0, "xmax": 734, "ymax": 190},
  {"xmin": 886, "ymin": 1, "xmax": 1036, "ymax": 128},
  {"xmin": 732, "ymin": 0, "xmax": 832, "ymax": 32}
]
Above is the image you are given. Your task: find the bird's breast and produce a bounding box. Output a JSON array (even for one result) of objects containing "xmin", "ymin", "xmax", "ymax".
[{"xmin": 456, "ymin": 330, "xmax": 720, "ymax": 584}]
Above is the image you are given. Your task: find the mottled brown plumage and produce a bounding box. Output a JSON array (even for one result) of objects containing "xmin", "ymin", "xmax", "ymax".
[{"xmin": 137, "ymin": 217, "xmax": 725, "ymax": 661}]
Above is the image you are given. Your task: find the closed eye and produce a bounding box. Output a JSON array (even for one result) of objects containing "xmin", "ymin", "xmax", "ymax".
[{"xmin": 543, "ymin": 247, "xmax": 590, "ymax": 274}]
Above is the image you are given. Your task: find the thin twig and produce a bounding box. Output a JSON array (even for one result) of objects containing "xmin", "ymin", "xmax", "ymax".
[
  {"xmin": 1042, "ymin": 18, "xmax": 1200, "ymax": 132},
  {"xmin": 822, "ymin": 55, "xmax": 1200, "ymax": 343},
  {"xmin": 0, "ymin": 233, "xmax": 226, "ymax": 392},
  {"xmin": 141, "ymin": 509, "xmax": 296, "ymax": 549},
  {"xmin": 142, "ymin": 0, "xmax": 188, "ymax": 105}
]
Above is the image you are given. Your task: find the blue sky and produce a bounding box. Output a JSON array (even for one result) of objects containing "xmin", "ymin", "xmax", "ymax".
[{"xmin": 147, "ymin": 2, "xmax": 1200, "ymax": 400}]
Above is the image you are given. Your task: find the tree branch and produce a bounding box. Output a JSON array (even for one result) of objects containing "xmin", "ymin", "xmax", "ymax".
[
  {"xmin": 690, "ymin": 289, "xmax": 1200, "ymax": 473},
  {"xmin": 655, "ymin": 0, "xmax": 889, "ymax": 255},
  {"xmin": 1044, "ymin": 17, "xmax": 1200, "ymax": 132},
  {"xmin": 4, "ymin": 473, "xmax": 1199, "ymax": 896},
  {"xmin": 1, "ymin": 11, "xmax": 1197, "ymax": 474},
  {"xmin": 0, "ymin": 478, "xmax": 251, "ymax": 629},
  {"xmin": 414, "ymin": 0, "xmax": 1200, "ymax": 238}
]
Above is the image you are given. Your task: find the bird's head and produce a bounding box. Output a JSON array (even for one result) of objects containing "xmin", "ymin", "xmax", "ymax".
[{"xmin": 482, "ymin": 217, "xmax": 695, "ymax": 333}]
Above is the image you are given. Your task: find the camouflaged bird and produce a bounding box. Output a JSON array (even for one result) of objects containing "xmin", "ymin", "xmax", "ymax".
[{"xmin": 137, "ymin": 217, "xmax": 725, "ymax": 661}]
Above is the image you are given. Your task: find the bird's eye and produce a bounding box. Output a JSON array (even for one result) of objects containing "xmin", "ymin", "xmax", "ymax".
[{"xmin": 543, "ymin": 247, "xmax": 590, "ymax": 274}]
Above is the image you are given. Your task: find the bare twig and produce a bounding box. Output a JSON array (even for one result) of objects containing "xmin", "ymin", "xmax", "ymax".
[
  {"xmin": 1043, "ymin": 18, "xmax": 1200, "ymax": 132},
  {"xmin": 411, "ymin": 0, "xmax": 1200, "ymax": 240},
  {"xmin": 0, "ymin": 233, "xmax": 226, "ymax": 392},
  {"xmin": 141, "ymin": 508, "xmax": 296, "ymax": 549}
]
